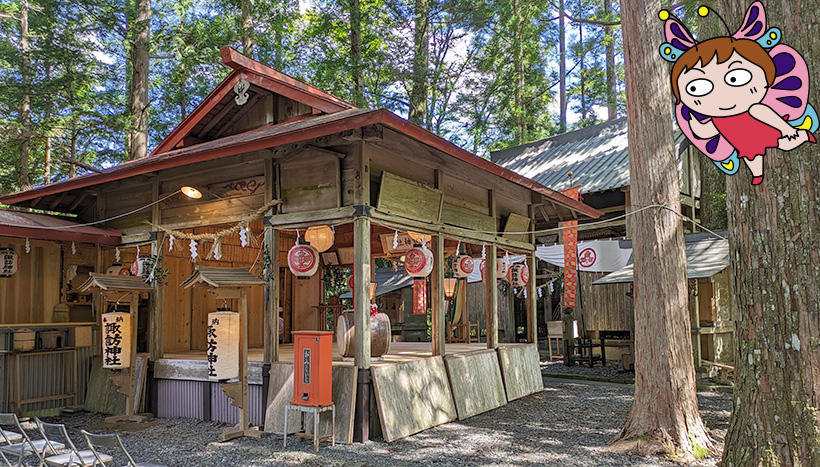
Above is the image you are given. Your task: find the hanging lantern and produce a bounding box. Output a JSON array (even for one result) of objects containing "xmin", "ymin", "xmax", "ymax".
[
  {"xmin": 405, "ymin": 245, "xmax": 434, "ymax": 277},
  {"xmin": 131, "ymin": 255, "xmax": 152, "ymax": 277},
  {"xmin": 206, "ymin": 310, "xmax": 240, "ymax": 381},
  {"xmin": 0, "ymin": 248, "xmax": 20, "ymax": 277},
  {"xmin": 452, "ymin": 255, "xmax": 474, "ymax": 278},
  {"xmin": 443, "ymin": 277, "xmax": 458, "ymax": 300},
  {"xmin": 507, "ymin": 263, "xmax": 529, "ymax": 287},
  {"xmin": 413, "ymin": 279, "xmax": 427, "ymax": 314},
  {"xmin": 288, "ymin": 243, "xmax": 320, "ymax": 278},
  {"xmin": 102, "ymin": 312, "xmax": 132, "ymax": 369},
  {"xmin": 496, "ymin": 258, "xmax": 510, "ymax": 280},
  {"xmin": 304, "ymin": 225, "xmax": 334, "ymax": 253}
]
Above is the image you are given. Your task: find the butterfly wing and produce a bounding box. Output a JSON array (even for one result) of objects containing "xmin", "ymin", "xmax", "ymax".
[
  {"xmin": 733, "ymin": 1, "xmax": 767, "ymax": 40},
  {"xmin": 762, "ymin": 44, "xmax": 810, "ymax": 121},
  {"xmin": 676, "ymin": 104, "xmax": 740, "ymax": 175},
  {"xmin": 664, "ymin": 16, "xmax": 697, "ymax": 50}
]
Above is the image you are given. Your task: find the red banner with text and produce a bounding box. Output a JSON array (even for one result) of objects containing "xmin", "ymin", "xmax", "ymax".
[{"xmin": 562, "ymin": 187, "xmax": 580, "ymax": 309}]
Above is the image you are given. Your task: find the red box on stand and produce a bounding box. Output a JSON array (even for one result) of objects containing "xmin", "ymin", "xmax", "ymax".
[{"xmin": 291, "ymin": 331, "xmax": 333, "ymax": 406}]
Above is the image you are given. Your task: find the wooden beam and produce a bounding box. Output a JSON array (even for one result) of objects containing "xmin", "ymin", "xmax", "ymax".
[
  {"xmin": 353, "ymin": 216, "xmax": 371, "ymax": 369},
  {"xmin": 239, "ymin": 287, "xmax": 249, "ymax": 431},
  {"xmin": 30, "ymin": 196, "xmax": 43, "ymax": 208},
  {"xmin": 197, "ymin": 99, "xmax": 236, "ymax": 137},
  {"xmin": 214, "ymin": 93, "xmax": 264, "ymax": 138},
  {"xmin": 266, "ymin": 206, "xmax": 358, "ymax": 229},
  {"xmin": 264, "ymin": 158, "xmax": 279, "ymax": 364},
  {"xmin": 353, "ymin": 141, "xmax": 371, "ymax": 206},
  {"xmin": 69, "ymin": 192, "xmax": 88, "ymax": 212},
  {"xmin": 49, "ymin": 192, "xmax": 68, "ymax": 211},
  {"xmin": 149, "ymin": 177, "xmax": 164, "ymax": 362},
  {"xmin": 485, "ymin": 244, "xmax": 498, "ymax": 349},
  {"xmin": 526, "ymin": 253, "xmax": 537, "ymax": 344},
  {"xmin": 431, "ymin": 233, "xmax": 445, "ymax": 356},
  {"xmin": 370, "ymin": 209, "xmax": 534, "ymax": 253}
]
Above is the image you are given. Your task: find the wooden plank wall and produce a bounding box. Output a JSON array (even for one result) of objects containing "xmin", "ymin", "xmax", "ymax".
[
  {"xmin": 465, "ymin": 281, "xmax": 515, "ymax": 343},
  {"xmin": 576, "ymin": 272, "xmax": 634, "ymax": 334},
  {"xmin": 0, "ymin": 237, "xmax": 62, "ymax": 324}
]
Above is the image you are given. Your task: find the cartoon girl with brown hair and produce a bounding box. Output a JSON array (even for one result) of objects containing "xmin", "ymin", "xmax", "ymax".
[{"xmin": 659, "ymin": 2, "xmax": 817, "ymax": 185}]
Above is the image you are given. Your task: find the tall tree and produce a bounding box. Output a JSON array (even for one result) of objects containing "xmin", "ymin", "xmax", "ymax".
[
  {"xmin": 16, "ymin": 0, "xmax": 33, "ymax": 189},
  {"xmin": 408, "ymin": 0, "xmax": 428, "ymax": 124},
  {"xmin": 558, "ymin": 0, "xmax": 567, "ymax": 132},
  {"xmin": 611, "ymin": 0, "xmax": 712, "ymax": 458},
  {"xmin": 127, "ymin": 0, "xmax": 150, "ymax": 160},
  {"xmin": 240, "ymin": 0, "xmax": 253, "ymax": 54},
  {"xmin": 348, "ymin": 0, "xmax": 366, "ymax": 107},
  {"xmin": 604, "ymin": 0, "xmax": 616, "ymax": 119},
  {"xmin": 719, "ymin": 0, "xmax": 820, "ymax": 464}
]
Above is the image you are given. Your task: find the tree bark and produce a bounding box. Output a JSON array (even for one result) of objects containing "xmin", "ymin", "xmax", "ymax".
[
  {"xmin": 348, "ymin": 0, "xmax": 366, "ymax": 108},
  {"xmin": 127, "ymin": 0, "xmax": 150, "ymax": 160},
  {"xmin": 44, "ymin": 64, "xmax": 52, "ymax": 185},
  {"xmin": 719, "ymin": 1, "xmax": 820, "ymax": 465},
  {"xmin": 241, "ymin": 0, "xmax": 253, "ymax": 55},
  {"xmin": 604, "ymin": 0, "xmax": 616, "ymax": 120},
  {"xmin": 611, "ymin": 0, "xmax": 713, "ymax": 458},
  {"xmin": 409, "ymin": 0, "xmax": 428, "ymax": 125},
  {"xmin": 18, "ymin": 0, "xmax": 31, "ymax": 189},
  {"xmin": 559, "ymin": 0, "xmax": 567, "ymax": 132}
]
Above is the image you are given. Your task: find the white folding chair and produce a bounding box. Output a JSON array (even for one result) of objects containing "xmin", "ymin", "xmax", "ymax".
[
  {"xmin": 82, "ymin": 430, "xmax": 165, "ymax": 467},
  {"xmin": 0, "ymin": 413, "xmax": 66, "ymax": 467},
  {"xmin": 36, "ymin": 419, "xmax": 108, "ymax": 467}
]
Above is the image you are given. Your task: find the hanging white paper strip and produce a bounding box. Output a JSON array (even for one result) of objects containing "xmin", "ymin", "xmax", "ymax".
[
  {"xmin": 190, "ymin": 239, "xmax": 198, "ymax": 261},
  {"xmin": 115, "ymin": 247, "xmax": 121, "ymax": 262},
  {"xmin": 169, "ymin": 235, "xmax": 175, "ymax": 252},
  {"xmin": 25, "ymin": 238, "xmax": 30, "ymax": 254}
]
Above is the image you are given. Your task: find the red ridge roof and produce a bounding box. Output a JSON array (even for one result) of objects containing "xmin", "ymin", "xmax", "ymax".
[{"xmin": 0, "ymin": 209, "xmax": 121, "ymax": 245}]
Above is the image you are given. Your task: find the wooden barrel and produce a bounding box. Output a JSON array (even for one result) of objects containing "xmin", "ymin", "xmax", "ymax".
[{"xmin": 335, "ymin": 312, "xmax": 391, "ymax": 358}]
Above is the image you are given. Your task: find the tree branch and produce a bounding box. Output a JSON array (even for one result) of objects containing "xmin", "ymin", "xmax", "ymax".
[{"xmin": 547, "ymin": 0, "xmax": 621, "ymax": 26}]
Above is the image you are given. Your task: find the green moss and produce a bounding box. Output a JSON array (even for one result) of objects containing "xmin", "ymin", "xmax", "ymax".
[{"xmin": 692, "ymin": 442, "xmax": 709, "ymax": 460}]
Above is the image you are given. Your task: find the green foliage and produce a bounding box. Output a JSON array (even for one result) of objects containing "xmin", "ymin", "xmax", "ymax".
[{"xmin": 0, "ymin": 0, "xmax": 629, "ymax": 193}]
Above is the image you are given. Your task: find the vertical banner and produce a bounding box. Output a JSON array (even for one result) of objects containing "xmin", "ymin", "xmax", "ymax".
[
  {"xmin": 102, "ymin": 312, "xmax": 131, "ymax": 369},
  {"xmin": 562, "ymin": 186, "xmax": 580, "ymax": 308},
  {"xmin": 413, "ymin": 279, "xmax": 427, "ymax": 315}
]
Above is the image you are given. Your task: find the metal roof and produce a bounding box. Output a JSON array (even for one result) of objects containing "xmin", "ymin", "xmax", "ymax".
[
  {"xmin": 592, "ymin": 232, "xmax": 728, "ymax": 285},
  {"xmin": 490, "ymin": 118, "xmax": 689, "ymax": 194},
  {"xmin": 339, "ymin": 267, "xmax": 414, "ymax": 299},
  {"xmin": 0, "ymin": 209, "xmax": 121, "ymax": 245}
]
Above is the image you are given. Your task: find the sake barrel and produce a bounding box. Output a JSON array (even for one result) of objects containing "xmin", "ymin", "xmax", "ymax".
[{"xmin": 335, "ymin": 312, "xmax": 392, "ymax": 358}]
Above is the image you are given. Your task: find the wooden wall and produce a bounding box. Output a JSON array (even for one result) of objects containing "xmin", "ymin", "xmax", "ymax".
[
  {"xmin": 0, "ymin": 237, "xmax": 62, "ymax": 324},
  {"xmin": 466, "ymin": 281, "xmax": 515, "ymax": 343},
  {"xmin": 576, "ymin": 271, "xmax": 634, "ymax": 333}
]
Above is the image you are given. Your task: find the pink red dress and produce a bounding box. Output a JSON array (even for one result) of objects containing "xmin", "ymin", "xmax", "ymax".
[{"xmin": 712, "ymin": 111, "xmax": 815, "ymax": 159}]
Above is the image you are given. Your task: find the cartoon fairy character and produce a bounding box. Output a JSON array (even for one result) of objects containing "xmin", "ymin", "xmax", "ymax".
[{"xmin": 658, "ymin": 2, "xmax": 817, "ymax": 185}]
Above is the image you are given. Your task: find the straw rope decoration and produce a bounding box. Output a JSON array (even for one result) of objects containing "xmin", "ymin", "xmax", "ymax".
[{"xmin": 147, "ymin": 198, "xmax": 281, "ymax": 261}]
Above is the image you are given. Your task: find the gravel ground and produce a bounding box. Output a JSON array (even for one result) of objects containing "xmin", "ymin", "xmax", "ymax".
[
  {"xmin": 541, "ymin": 361, "xmax": 733, "ymax": 390},
  {"xmin": 24, "ymin": 378, "xmax": 731, "ymax": 467}
]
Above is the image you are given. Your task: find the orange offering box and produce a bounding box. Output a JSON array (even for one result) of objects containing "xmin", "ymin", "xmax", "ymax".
[{"xmin": 291, "ymin": 331, "xmax": 334, "ymax": 406}]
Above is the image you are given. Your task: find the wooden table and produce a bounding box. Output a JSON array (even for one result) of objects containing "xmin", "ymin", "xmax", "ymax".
[{"xmin": 283, "ymin": 403, "xmax": 336, "ymax": 452}]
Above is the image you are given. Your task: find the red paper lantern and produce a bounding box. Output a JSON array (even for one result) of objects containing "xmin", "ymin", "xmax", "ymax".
[
  {"xmin": 507, "ymin": 263, "xmax": 529, "ymax": 287},
  {"xmin": 288, "ymin": 244, "xmax": 319, "ymax": 277},
  {"xmin": 405, "ymin": 245, "xmax": 433, "ymax": 277},
  {"xmin": 452, "ymin": 255, "xmax": 474, "ymax": 278}
]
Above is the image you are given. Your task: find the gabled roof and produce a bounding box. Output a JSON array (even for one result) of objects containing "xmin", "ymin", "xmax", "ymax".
[
  {"xmin": 1, "ymin": 109, "xmax": 602, "ymax": 219},
  {"xmin": 79, "ymin": 273, "xmax": 154, "ymax": 292},
  {"xmin": 490, "ymin": 119, "xmax": 689, "ymax": 194},
  {"xmin": 181, "ymin": 266, "xmax": 264, "ymax": 288},
  {"xmin": 0, "ymin": 208, "xmax": 121, "ymax": 245},
  {"xmin": 151, "ymin": 46, "xmax": 357, "ymax": 155}
]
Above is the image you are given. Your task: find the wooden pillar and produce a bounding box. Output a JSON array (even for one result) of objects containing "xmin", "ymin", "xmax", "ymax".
[
  {"xmin": 149, "ymin": 177, "xmax": 164, "ymax": 361},
  {"xmin": 485, "ymin": 244, "xmax": 498, "ymax": 349},
  {"xmin": 263, "ymin": 228, "xmax": 280, "ymax": 363},
  {"xmin": 127, "ymin": 293, "xmax": 138, "ymax": 416},
  {"xmin": 149, "ymin": 233, "xmax": 164, "ymax": 362},
  {"xmin": 239, "ymin": 287, "xmax": 249, "ymax": 431},
  {"xmin": 353, "ymin": 217, "xmax": 371, "ymax": 369},
  {"xmin": 431, "ymin": 234, "xmax": 445, "ymax": 356},
  {"xmin": 526, "ymin": 253, "xmax": 537, "ymax": 343}
]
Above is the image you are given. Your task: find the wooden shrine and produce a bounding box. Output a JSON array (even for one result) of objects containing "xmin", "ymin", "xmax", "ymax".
[
  {"xmin": 78, "ymin": 273, "xmax": 154, "ymax": 421},
  {"xmin": 180, "ymin": 266, "xmax": 265, "ymax": 441}
]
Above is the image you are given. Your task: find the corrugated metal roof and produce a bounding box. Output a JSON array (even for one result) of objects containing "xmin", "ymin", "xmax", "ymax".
[
  {"xmin": 490, "ymin": 119, "xmax": 689, "ymax": 194},
  {"xmin": 592, "ymin": 232, "xmax": 728, "ymax": 285},
  {"xmin": 340, "ymin": 267, "xmax": 414, "ymax": 299}
]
